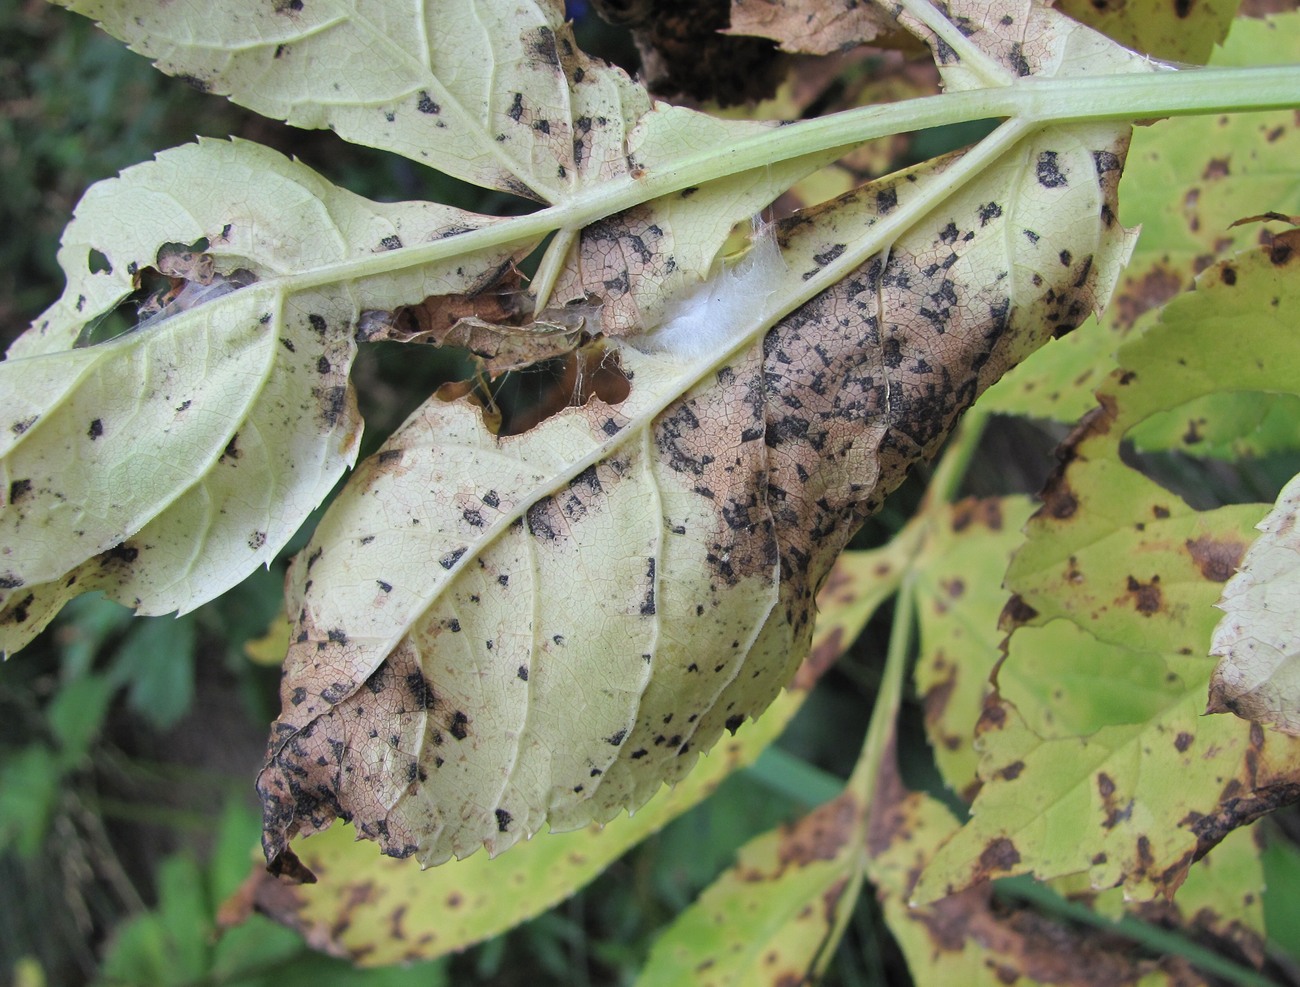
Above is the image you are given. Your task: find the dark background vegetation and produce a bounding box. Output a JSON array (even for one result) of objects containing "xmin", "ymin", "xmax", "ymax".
[{"xmin": 4, "ymin": 2, "xmax": 1300, "ymax": 985}]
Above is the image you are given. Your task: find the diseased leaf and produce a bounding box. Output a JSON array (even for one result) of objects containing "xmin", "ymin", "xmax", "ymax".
[
  {"xmin": 980, "ymin": 12, "xmax": 1300, "ymax": 427},
  {"xmin": 914, "ymin": 240, "xmax": 1300, "ymax": 904},
  {"xmin": 0, "ymin": 139, "xmax": 519, "ymax": 653},
  {"xmin": 867, "ymin": 768, "xmax": 1205, "ymax": 985},
  {"xmin": 1211, "ymin": 470, "xmax": 1300, "ymax": 735},
  {"xmin": 635, "ymin": 788, "xmax": 867, "ymax": 987},
  {"xmin": 913, "ymin": 496, "xmax": 1035, "ymax": 800},
  {"xmin": 257, "ymin": 1, "xmax": 1144, "ymax": 874},
  {"xmin": 1056, "ymin": 0, "xmax": 1238, "ymax": 63},
  {"xmin": 224, "ymin": 628, "xmax": 849, "ymax": 965},
  {"xmin": 58, "ymin": 0, "xmax": 831, "ymax": 337}
]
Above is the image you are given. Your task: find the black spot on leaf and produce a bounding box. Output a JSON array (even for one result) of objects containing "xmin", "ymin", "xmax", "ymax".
[{"xmin": 1036, "ymin": 151, "xmax": 1068, "ymax": 188}]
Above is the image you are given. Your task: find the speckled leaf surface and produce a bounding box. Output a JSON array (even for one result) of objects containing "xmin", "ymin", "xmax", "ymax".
[
  {"xmin": 0, "ymin": 139, "xmax": 518, "ymax": 654},
  {"xmin": 1056, "ymin": 0, "xmax": 1238, "ymax": 63},
  {"xmin": 912, "ymin": 496, "xmax": 1035, "ymax": 799},
  {"xmin": 867, "ymin": 756, "xmax": 1219, "ymax": 985},
  {"xmin": 56, "ymin": 0, "xmax": 830, "ymax": 338},
  {"xmin": 980, "ymin": 13, "xmax": 1300, "ymax": 428},
  {"xmin": 1211, "ymin": 472, "xmax": 1300, "ymax": 735},
  {"xmin": 230, "ymin": 552, "xmax": 873, "ymax": 965},
  {"xmin": 257, "ymin": 1, "xmax": 1145, "ymax": 874},
  {"xmin": 914, "ymin": 241, "xmax": 1300, "ymax": 904},
  {"xmin": 635, "ymin": 789, "xmax": 868, "ymax": 987}
]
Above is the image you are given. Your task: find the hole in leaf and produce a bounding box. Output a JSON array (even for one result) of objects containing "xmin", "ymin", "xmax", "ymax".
[
  {"xmin": 88, "ymin": 248, "xmax": 112, "ymax": 274},
  {"xmin": 440, "ymin": 341, "xmax": 632, "ymax": 437}
]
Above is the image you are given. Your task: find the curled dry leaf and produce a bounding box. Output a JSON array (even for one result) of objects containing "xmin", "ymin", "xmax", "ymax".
[
  {"xmin": 1210, "ymin": 471, "xmax": 1300, "ymax": 735},
  {"xmin": 257, "ymin": 1, "xmax": 1145, "ymax": 874}
]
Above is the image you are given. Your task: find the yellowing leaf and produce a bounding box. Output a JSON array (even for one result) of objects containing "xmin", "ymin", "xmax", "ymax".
[
  {"xmin": 980, "ymin": 13, "xmax": 1300, "ymax": 428},
  {"xmin": 915, "ymin": 239, "xmax": 1300, "ymax": 904},
  {"xmin": 0, "ymin": 140, "xmax": 525, "ymax": 652},
  {"xmin": 222, "ymin": 571, "xmax": 870, "ymax": 965},
  {"xmin": 1056, "ymin": 0, "xmax": 1238, "ymax": 63},
  {"xmin": 257, "ymin": 1, "xmax": 1145, "ymax": 875},
  {"xmin": 635, "ymin": 790, "xmax": 868, "ymax": 987}
]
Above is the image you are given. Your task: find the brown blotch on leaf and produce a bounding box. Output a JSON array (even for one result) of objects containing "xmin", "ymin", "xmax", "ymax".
[
  {"xmin": 978, "ymin": 836, "xmax": 1021, "ymax": 873},
  {"xmin": 1185, "ymin": 535, "xmax": 1245, "ymax": 582},
  {"xmin": 998, "ymin": 593, "xmax": 1039, "ymax": 631},
  {"xmin": 1123, "ymin": 574, "xmax": 1163, "ymax": 615},
  {"xmin": 776, "ymin": 791, "xmax": 859, "ymax": 872}
]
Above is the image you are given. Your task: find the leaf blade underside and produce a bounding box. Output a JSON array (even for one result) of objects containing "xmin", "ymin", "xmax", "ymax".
[{"xmin": 257, "ymin": 0, "xmax": 1147, "ymax": 874}]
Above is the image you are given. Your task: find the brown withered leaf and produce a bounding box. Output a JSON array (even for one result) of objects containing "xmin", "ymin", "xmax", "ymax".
[
  {"xmin": 726, "ymin": 0, "xmax": 901, "ymax": 55},
  {"xmin": 257, "ymin": 0, "xmax": 1144, "ymax": 876}
]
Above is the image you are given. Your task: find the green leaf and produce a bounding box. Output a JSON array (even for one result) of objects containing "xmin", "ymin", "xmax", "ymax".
[
  {"xmin": 46, "ymin": 673, "xmax": 114, "ymax": 764},
  {"xmin": 915, "ymin": 240, "xmax": 1300, "ymax": 904},
  {"xmin": 109, "ymin": 614, "xmax": 197, "ymax": 731},
  {"xmin": 0, "ymin": 746, "xmax": 63, "ymax": 858}
]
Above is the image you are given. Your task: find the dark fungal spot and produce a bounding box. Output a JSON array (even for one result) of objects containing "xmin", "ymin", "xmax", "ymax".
[
  {"xmin": 524, "ymin": 25, "xmax": 560, "ymax": 67},
  {"xmin": 462, "ymin": 508, "xmax": 485, "ymax": 527},
  {"xmin": 416, "ymin": 91, "xmax": 440, "ymax": 114},
  {"xmin": 176, "ymin": 74, "xmax": 211, "ymax": 93},
  {"xmin": 8, "ymin": 479, "xmax": 31, "ymax": 504},
  {"xmin": 978, "ymin": 202, "xmax": 1002, "ymax": 226},
  {"xmin": 405, "ymin": 671, "xmax": 436, "ymax": 712},
  {"xmin": 1036, "ymin": 151, "xmax": 1068, "ymax": 188},
  {"xmin": 377, "ymin": 580, "xmax": 392, "ymax": 593},
  {"xmin": 517, "ymin": 665, "xmax": 529, "ymax": 681},
  {"xmin": 640, "ymin": 558, "xmax": 656, "ymax": 615},
  {"xmin": 380, "ymin": 235, "xmax": 403, "ymax": 250},
  {"xmin": 630, "ymin": 749, "xmax": 648, "ymax": 759},
  {"xmin": 290, "ymin": 687, "xmax": 308, "ymax": 706},
  {"xmin": 327, "ymin": 628, "xmax": 349, "ymax": 644},
  {"xmin": 88, "ymin": 419, "xmax": 104, "ymax": 440},
  {"xmin": 280, "ymin": 338, "xmax": 296, "ymax": 352},
  {"xmin": 11, "ymin": 417, "xmax": 37, "ymax": 436},
  {"xmin": 100, "ymin": 543, "xmax": 139, "ymax": 567},
  {"xmin": 495, "ymin": 809, "xmax": 512, "ymax": 832},
  {"xmin": 482, "ymin": 490, "xmax": 500, "ymax": 508},
  {"xmin": 1008, "ymin": 42, "xmax": 1030, "ymax": 77},
  {"xmin": 0, "ymin": 574, "xmax": 21, "ymax": 590},
  {"xmin": 248, "ymin": 531, "xmax": 267, "ymax": 550},
  {"xmin": 308, "ymin": 314, "xmax": 327, "ymax": 334},
  {"xmin": 876, "ymin": 188, "xmax": 898, "ymax": 214},
  {"xmin": 449, "ymin": 711, "xmax": 469, "ymax": 740},
  {"xmin": 1222, "ymin": 266, "xmax": 1237, "ymax": 286},
  {"xmin": 4, "ymin": 594, "xmax": 35, "ymax": 624},
  {"xmin": 606, "ymin": 729, "xmax": 627, "ymax": 746},
  {"xmin": 378, "ymin": 449, "xmax": 403, "ymax": 465},
  {"xmin": 725, "ymin": 714, "xmax": 745, "ymax": 735},
  {"xmin": 274, "ymin": 43, "xmax": 287, "ymax": 58},
  {"xmin": 813, "ymin": 244, "xmax": 845, "ymax": 266},
  {"xmin": 317, "ymin": 355, "xmax": 331, "ymax": 374},
  {"xmin": 507, "ymin": 92, "xmax": 525, "ymax": 122},
  {"xmin": 439, "ymin": 547, "xmax": 467, "ymax": 569}
]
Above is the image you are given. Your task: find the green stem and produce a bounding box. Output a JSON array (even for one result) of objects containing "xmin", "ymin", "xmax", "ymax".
[
  {"xmin": 850, "ymin": 573, "xmax": 915, "ymax": 796},
  {"xmin": 290, "ymin": 65, "xmax": 1300, "ymax": 293}
]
